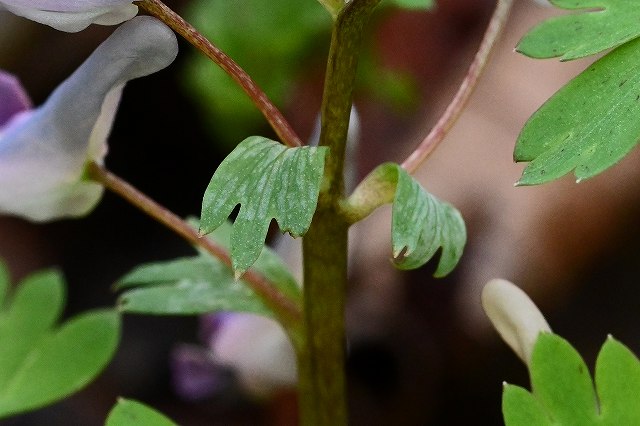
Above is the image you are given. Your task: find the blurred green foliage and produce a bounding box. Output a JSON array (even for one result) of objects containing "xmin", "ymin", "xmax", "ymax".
[{"xmin": 183, "ymin": 0, "xmax": 427, "ymax": 148}]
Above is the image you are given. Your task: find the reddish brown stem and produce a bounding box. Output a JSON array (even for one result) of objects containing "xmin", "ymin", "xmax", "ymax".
[
  {"xmin": 401, "ymin": 0, "xmax": 513, "ymax": 173},
  {"xmin": 87, "ymin": 162, "xmax": 302, "ymax": 329},
  {"xmin": 135, "ymin": 0, "xmax": 302, "ymax": 148}
]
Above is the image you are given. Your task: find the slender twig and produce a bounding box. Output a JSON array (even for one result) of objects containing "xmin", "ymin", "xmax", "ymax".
[
  {"xmin": 401, "ymin": 0, "xmax": 513, "ymax": 173},
  {"xmin": 87, "ymin": 162, "xmax": 302, "ymax": 329},
  {"xmin": 135, "ymin": 0, "xmax": 302, "ymax": 148}
]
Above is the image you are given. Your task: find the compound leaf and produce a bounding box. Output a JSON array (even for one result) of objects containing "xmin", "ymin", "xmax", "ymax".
[
  {"xmin": 517, "ymin": 0, "xmax": 640, "ymax": 61},
  {"xmin": 0, "ymin": 266, "xmax": 119, "ymax": 418},
  {"xmin": 515, "ymin": 37, "xmax": 640, "ymax": 185},
  {"xmin": 200, "ymin": 136, "xmax": 326, "ymax": 275},
  {"xmin": 106, "ymin": 398, "xmax": 176, "ymax": 426}
]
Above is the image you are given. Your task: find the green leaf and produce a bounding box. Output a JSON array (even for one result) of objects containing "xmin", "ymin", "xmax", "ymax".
[
  {"xmin": 502, "ymin": 384, "xmax": 553, "ymax": 426},
  {"xmin": 117, "ymin": 221, "xmax": 301, "ymax": 317},
  {"xmin": 515, "ymin": 37, "xmax": 640, "ymax": 185},
  {"xmin": 529, "ymin": 333, "xmax": 598, "ymax": 424},
  {"xmin": 595, "ymin": 336, "xmax": 640, "ymax": 424},
  {"xmin": 517, "ymin": 0, "xmax": 640, "ymax": 61},
  {"xmin": 346, "ymin": 163, "xmax": 466, "ymax": 277},
  {"xmin": 0, "ymin": 270, "xmax": 66, "ymax": 392},
  {"xmin": 0, "ymin": 271, "xmax": 120, "ymax": 420},
  {"xmin": 386, "ymin": 0, "xmax": 434, "ymax": 10},
  {"xmin": 106, "ymin": 398, "xmax": 177, "ymax": 426},
  {"xmin": 201, "ymin": 136, "xmax": 327, "ymax": 275},
  {"xmin": 0, "ymin": 261, "xmax": 8, "ymax": 307},
  {"xmin": 502, "ymin": 333, "xmax": 640, "ymax": 425}
]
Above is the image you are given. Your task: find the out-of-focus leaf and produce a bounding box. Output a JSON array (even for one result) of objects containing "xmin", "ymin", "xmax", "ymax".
[
  {"xmin": 106, "ymin": 398, "xmax": 176, "ymax": 426},
  {"xmin": 517, "ymin": 0, "xmax": 640, "ymax": 61},
  {"xmin": 0, "ymin": 265, "xmax": 119, "ymax": 418},
  {"xmin": 200, "ymin": 136, "xmax": 327, "ymax": 275},
  {"xmin": 515, "ymin": 37, "xmax": 640, "ymax": 185},
  {"xmin": 183, "ymin": 0, "xmax": 330, "ymax": 144},
  {"xmin": 117, "ymin": 221, "xmax": 301, "ymax": 317}
]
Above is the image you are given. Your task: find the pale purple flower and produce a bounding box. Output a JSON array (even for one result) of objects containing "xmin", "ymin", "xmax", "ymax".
[
  {"xmin": 172, "ymin": 313, "xmax": 297, "ymax": 399},
  {"xmin": 0, "ymin": 0, "xmax": 137, "ymax": 32},
  {"xmin": 0, "ymin": 16, "xmax": 178, "ymax": 221},
  {"xmin": 481, "ymin": 279, "xmax": 552, "ymax": 365}
]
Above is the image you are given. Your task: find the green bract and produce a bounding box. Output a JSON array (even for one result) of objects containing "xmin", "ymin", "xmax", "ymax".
[
  {"xmin": 0, "ymin": 264, "xmax": 120, "ymax": 418},
  {"xmin": 200, "ymin": 136, "xmax": 327, "ymax": 275},
  {"xmin": 117, "ymin": 221, "xmax": 301, "ymax": 317},
  {"xmin": 517, "ymin": 0, "xmax": 640, "ymax": 61},
  {"xmin": 503, "ymin": 333, "xmax": 640, "ymax": 425},
  {"xmin": 515, "ymin": 37, "xmax": 640, "ymax": 185},
  {"xmin": 106, "ymin": 398, "xmax": 177, "ymax": 426},
  {"xmin": 347, "ymin": 163, "xmax": 466, "ymax": 277}
]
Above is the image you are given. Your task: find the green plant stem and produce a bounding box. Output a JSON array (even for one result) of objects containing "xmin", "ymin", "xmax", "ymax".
[
  {"xmin": 401, "ymin": 0, "xmax": 513, "ymax": 173},
  {"xmin": 86, "ymin": 162, "xmax": 302, "ymax": 333},
  {"xmin": 298, "ymin": 0, "xmax": 380, "ymax": 424},
  {"xmin": 135, "ymin": 0, "xmax": 302, "ymax": 148}
]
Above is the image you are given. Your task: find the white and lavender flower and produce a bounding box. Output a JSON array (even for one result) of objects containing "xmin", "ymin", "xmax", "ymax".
[{"xmin": 0, "ymin": 16, "xmax": 177, "ymax": 221}]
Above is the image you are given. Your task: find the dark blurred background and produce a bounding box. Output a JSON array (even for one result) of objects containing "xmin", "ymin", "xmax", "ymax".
[{"xmin": 2, "ymin": 0, "xmax": 640, "ymax": 424}]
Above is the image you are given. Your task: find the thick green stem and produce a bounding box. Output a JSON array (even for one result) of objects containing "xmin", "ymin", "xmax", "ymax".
[{"xmin": 298, "ymin": 1, "xmax": 380, "ymax": 425}]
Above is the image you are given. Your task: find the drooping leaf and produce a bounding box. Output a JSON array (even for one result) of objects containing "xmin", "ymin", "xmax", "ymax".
[
  {"xmin": 515, "ymin": 37, "xmax": 640, "ymax": 185},
  {"xmin": 595, "ymin": 336, "xmax": 640, "ymax": 424},
  {"xmin": 105, "ymin": 398, "xmax": 177, "ymax": 426},
  {"xmin": 117, "ymin": 221, "xmax": 301, "ymax": 317},
  {"xmin": 502, "ymin": 333, "xmax": 640, "ymax": 425},
  {"xmin": 517, "ymin": 0, "xmax": 640, "ymax": 61},
  {"xmin": 0, "ymin": 266, "xmax": 119, "ymax": 418},
  {"xmin": 200, "ymin": 136, "xmax": 327, "ymax": 275},
  {"xmin": 347, "ymin": 163, "xmax": 466, "ymax": 277},
  {"xmin": 502, "ymin": 384, "xmax": 553, "ymax": 426}
]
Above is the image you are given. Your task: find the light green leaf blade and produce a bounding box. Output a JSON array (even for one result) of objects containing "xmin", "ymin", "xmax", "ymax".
[
  {"xmin": 0, "ymin": 270, "xmax": 65, "ymax": 391},
  {"xmin": 515, "ymin": 38, "xmax": 640, "ymax": 185},
  {"xmin": 0, "ymin": 309, "xmax": 120, "ymax": 418},
  {"xmin": 502, "ymin": 384, "xmax": 553, "ymax": 426},
  {"xmin": 517, "ymin": 0, "xmax": 640, "ymax": 61},
  {"xmin": 529, "ymin": 333, "xmax": 598, "ymax": 424},
  {"xmin": 595, "ymin": 336, "xmax": 640, "ymax": 424},
  {"xmin": 106, "ymin": 398, "xmax": 177, "ymax": 426},
  {"xmin": 201, "ymin": 136, "xmax": 327, "ymax": 275}
]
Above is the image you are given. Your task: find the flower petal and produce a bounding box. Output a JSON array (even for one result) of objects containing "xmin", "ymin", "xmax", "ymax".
[
  {"xmin": 210, "ymin": 313, "xmax": 297, "ymax": 396},
  {"xmin": 0, "ymin": 16, "xmax": 178, "ymax": 221},
  {"xmin": 0, "ymin": 0, "xmax": 137, "ymax": 32},
  {"xmin": 482, "ymin": 279, "xmax": 552, "ymax": 365},
  {"xmin": 0, "ymin": 71, "xmax": 31, "ymax": 127}
]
